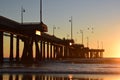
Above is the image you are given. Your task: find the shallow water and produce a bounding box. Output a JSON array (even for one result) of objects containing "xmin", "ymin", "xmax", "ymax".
[
  {"xmin": 1, "ymin": 73, "xmax": 120, "ymax": 80},
  {"xmin": 1, "ymin": 61, "xmax": 120, "ymax": 74},
  {"xmin": 1, "ymin": 59, "xmax": 120, "ymax": 80}
]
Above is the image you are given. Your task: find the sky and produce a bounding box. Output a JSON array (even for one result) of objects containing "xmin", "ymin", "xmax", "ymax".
[{"xmin": 1, "ymin": 0, "xmax": 120, "ymax": 57}]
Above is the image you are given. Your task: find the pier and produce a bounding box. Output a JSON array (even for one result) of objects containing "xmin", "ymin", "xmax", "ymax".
[
  {"xmin": 69, "ymin": 44, "xmax": 104, "ymax": 58},
  {"xmin": 0, "ymin": 16, "xmax": 104, "ymax": 64}
]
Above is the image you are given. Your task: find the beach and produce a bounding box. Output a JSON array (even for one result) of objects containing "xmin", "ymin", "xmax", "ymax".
[{"xmin": 1, "ymin": 58, "xmax": 120, "ymax": 80}]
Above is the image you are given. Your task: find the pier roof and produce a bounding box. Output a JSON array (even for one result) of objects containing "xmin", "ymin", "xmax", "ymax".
[
  {"xmin": 0, "ymin": 16, "xmax": 73, "ymax": 45},
  {"xmin": 0, "ymin": 16, "xmax": 47, "ymax": 36}
]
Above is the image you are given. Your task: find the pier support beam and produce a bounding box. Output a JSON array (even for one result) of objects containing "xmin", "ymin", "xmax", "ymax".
[
  {"xmin": 40, "ymin": 41, "xmax": 43, "ymax": 60},
  {"xmin": 90, "ymin": 52, "xmax": 93, "ymax": 58},
  {"xmin": 100, "ymin": 52, "xmax": 103, "ymax": 58},
  {"xmin": 64, "ymin": 46, "xmax": 67, "ymax": 58},
  {"xmin": 10, "ymin": 34, "xmax": 14, "ymax": 63},
  {"xmin": 0, "ymin": 75, "xmax": 3, "ymax": 80},
  {"xmin": 43, "ymin": 41, "xmax": 45, "ymax": 60},
  {"xmin": 16, "ymin": 36, "xmax": 19, "ymax": 63},
  {"xmin": 57, "ymin": 46, "xmax": 63, "ymax": 59},
  {"xmin": 21, "ymin": 39, "xmax": 28, "ymax": 63},
  {"xmin": 50, "ymin": 43, "xmax": 53, "ymax": 59},
  {"xmin": 53, "ymin": 45, "xmax": 57, "ymax": 59},
  {"xmin": 15, "ymin": 75, "xmax": 19, "ymax": 80},
  {"xmin": 9, "ymin": 75, "xmax": 13, "ymax": 80},
  {"xmin": 60, "ymin": 46, "xmax": 63, "ymax": 59},
  {"xmin": 0, "ymin": 31, "xmax": 3, "ymax": 64},
  {"xmin": 21, "ymin": 38, "xmax": 34, "ymax": 64},
  {"xmin": 47, "ymin": 42, "xmax": 49, "ymax": 59},
  {"xmin": 55, "ymin": 46, "xmax": 58, "ymax": 59},
  {"xmin": 35, "ymin": 39, "xmax": 41, "ymax": 63}
]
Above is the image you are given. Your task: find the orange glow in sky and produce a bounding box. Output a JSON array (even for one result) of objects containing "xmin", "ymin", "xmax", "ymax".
[{"xmin": 1, "ymin": 0, "xmax": 120, "ymax": 58}]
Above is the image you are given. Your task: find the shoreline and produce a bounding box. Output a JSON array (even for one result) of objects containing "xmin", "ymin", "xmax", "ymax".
[
  {"xmin": 1, "ymin": 69, "xmax": 120, "ymax": 74},
  {"xmin": 0, "ymin": 65, "xmax": 120, "ymax": 75},
  {"xmin": 1, "ymin": 58, "xmax": 120, "ymax": 74},
  {"xmin": 3, "ymin": 58, "xmax": 120, "ymax": 64},
  {"xmin": 63, "ymin": 58, "xmax": 120, "ymax": 64}
]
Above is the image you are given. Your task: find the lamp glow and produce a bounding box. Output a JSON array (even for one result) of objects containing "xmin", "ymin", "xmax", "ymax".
[
  {"xmin": 69, "ymin": 42, "xmax": 72, "ymax": 46},
  {"xmin": 36, "ymin": 30, "xmax": 41, "ymax": 35}
]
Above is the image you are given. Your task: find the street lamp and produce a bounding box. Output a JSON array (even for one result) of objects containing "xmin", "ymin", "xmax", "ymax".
[
  {"xmin": 36, "ymin": 30, "xmax": 41, "ymax": 35},
  {"xmin": 21, "ymin": 6, "xmax": 25, "ymax": 24},
  {"xmin": 53, "ymin": 26, "xmax": 56, "ymax": 36},
  {"xmin": 69, "ymin": 16, "xmax": 73, "ymax": 39},
  {"xmin": 53, "ymin": 26, "xmax": 60, "ymax": 36},
  {"xmin": 69, "ymin": 42, "xmax": 72, "ymax": 46},
  {"xmin": 40, "ymin": 0, "xmax": 42, "ymax": 22}
]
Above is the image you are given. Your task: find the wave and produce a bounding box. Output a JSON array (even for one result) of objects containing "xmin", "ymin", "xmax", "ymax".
[
  {"xmin": 1, "ymin": 58, "xmax": 120, "ymax": 74},
  {"xmin": 1, "ymin": 63, "xmax": 120, "ymax": 74},
  {"xmin": 0, "ymin": 70, "xmax": 120, "ymax": 74}
]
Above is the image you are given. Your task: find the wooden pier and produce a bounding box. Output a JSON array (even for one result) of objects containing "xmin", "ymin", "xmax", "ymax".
[{"xmin": 0, "ymin": 16, "xmax": 104, "ymax": 64}]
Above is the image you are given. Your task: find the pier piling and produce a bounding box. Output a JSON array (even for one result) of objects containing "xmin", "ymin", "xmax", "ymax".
[{"xmin": 0, "ymin": 31, "xmax": 3, "ymax": 63}]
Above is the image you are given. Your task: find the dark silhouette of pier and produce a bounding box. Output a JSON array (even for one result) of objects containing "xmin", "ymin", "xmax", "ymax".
[{"xmin": 0, "ymin": 16, "xmax": 104, "ymax": 64}]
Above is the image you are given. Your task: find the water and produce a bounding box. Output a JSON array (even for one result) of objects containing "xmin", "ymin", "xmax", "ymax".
[
  {"xmin": 1, "ymin": 58, "xmax": 120, "ymax": 80},
  {"xmin": 1, "ymin": 73, "xmax": 120, "ymax": 80}
]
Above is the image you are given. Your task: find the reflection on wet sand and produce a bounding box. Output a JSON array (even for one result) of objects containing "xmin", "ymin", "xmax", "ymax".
[{"xmin": 0, "ymin": 74, "xmax": 103, "ymax": 80}]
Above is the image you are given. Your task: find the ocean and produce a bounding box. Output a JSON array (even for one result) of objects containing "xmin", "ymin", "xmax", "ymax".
[{"xmin": 1, "ymin": 58, "xmax": 120, "ymax": 80}]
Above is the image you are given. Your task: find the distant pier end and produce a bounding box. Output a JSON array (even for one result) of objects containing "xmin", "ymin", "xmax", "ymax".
[{"xmin": 69, "ymin": 44, "xmax": 104, "ymax": 58}]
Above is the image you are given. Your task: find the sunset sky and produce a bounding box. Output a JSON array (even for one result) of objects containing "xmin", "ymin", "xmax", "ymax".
[{"xmin": 1, "ymin": 0, "xmax": 120, "ymax": 57}]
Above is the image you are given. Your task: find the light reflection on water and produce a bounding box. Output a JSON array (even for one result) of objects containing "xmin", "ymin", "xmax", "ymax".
[
  {"xmin": 2, "ymin": 59, "xmax": 120, "ymax": 80},
  {"xmin": 1, "ymin": 74, "xmax": 120, "ymax": 80}
]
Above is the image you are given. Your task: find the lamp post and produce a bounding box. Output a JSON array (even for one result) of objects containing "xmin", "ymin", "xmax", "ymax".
[
  {"xmin": 21, "ymin": 6, "xmax": 25, "ymax": 24},
  {"xmin": 69, "ymin": 16, "xmax": 73, "ymax": 40},
  {"xmin": 52, "ymin": 26, "xmax": 60, "ymax": 36},
  {"xmin": 39, "ymin": 0, "xmax": 48, "ymax": 32},
  {"xmin": 53, "ymin": 26, "xmax": 56, "ymax": 36},
  {"xmin": 40, "ymin": 0, "xmax": 42, "ymax": 22}
]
